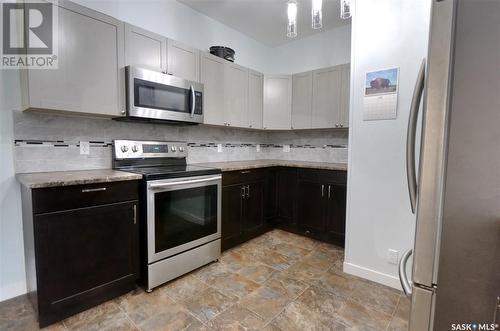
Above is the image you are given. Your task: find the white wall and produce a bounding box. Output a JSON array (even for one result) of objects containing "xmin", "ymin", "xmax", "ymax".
[
  {"xmin": 72, "ymin": 0, "xmax": 351, "ymax": 75},
  {"xmin": 344, "ymin": 0, "xmax": 431, "ymax": 289},
  {"xmin": 271, "ymin": 25, "xmax": 351, "ymax": 74},
  {"xmin": 73, "ymin": 0, "xmax": 274, "ymax": 73},
  {"xmin": 0, "ymin": 69, "xmax": 25, "ymax": 301}
]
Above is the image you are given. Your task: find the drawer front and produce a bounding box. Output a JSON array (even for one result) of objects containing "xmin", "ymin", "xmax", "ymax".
[
  {"xmin": 222, "ymin": 168, "xmax": 270, "ymax": 186},
  {"xmin": 33, "ymin": 180, "xmax": 140, "ymax": 214},
  {"xmin": 297, "ymin": 168, "xmax": 347, "ymax": 184}
]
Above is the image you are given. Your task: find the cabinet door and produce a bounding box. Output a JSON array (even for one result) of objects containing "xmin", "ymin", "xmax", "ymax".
[
  {"xmin": 35, "ymin": 202, "xmax": 138, "ymax": 315},
  {"xmin": 263, "ymin": 75, "xmax": 292, "ymax": 130},
  {"xmin": 297, "ymin": 181, "xmax": 326, "ymax": 232},
  {"xmin": 224, "ymin": 62, "xmax": 249, "ymax": 128},
  {"xmin": 124, "ymin": 23, "xmax": 167, "ymax": 72},
  {"xmin": 276, "ymin": 168, "xmax": 297, "ymax": 224},
  {"xmin": 243, "ymin": 181, "xmax": 265, "ymax": 236},
  {"xmin": 248, "ymin": 70, "xmax": 264, "ymax": 129},
  {"xmin": 264, "ymin": 168, "xmax": 277, "ymax": 221},
  {"xmin": 201, "ymin": 52, "xmax": 226, "ymax": 126},
  {"xmin": 167, "ymin": 39, "xmax": 200, "ymax": 82},
  {"xmin": 222, "ymin": 185, "xmax": 244, "ymax": 250},
  {"xmin": 312, "ymin": 66, "xmax": 342, "ymax": 128},
  {"xmin": 340, "ymin": 64, "xmax": 351, "ymax": 128},
  {"xmin": 26, "ymin": 2, "xmax": 124, "ymax": 116},
  {"xmin": 326, "ymin": 184, "xmax": 347, "ymax": 243},
  {"xmin": 292, "ymin": 71, "xmax": 313, "ymax": 129}
]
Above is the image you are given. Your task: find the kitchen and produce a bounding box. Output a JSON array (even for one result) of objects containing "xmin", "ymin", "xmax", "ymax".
[{"xmin": 0, "ymin": 0, "xmax": 498, "ymax": 331}]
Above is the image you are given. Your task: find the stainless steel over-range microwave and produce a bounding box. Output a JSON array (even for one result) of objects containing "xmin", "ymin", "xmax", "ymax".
[{"xmin": 125, "ymin": 66, "xmax": 203, "ymax": 124}]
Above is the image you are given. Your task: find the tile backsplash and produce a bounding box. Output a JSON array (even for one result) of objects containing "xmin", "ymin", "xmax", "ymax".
[{"xmin": 13, "ymin": 111, "xmax": 348, "ymax": 173}]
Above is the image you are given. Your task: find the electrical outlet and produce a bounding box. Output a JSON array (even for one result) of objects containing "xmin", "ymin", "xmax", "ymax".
[
  {"xmin": 387, "ymin": 249, "xmax": 399, "ymax": 265},
  {"xmin": 256, "ymin": 144, "xmax": 261, "ymax": 152},
  {"xmin": 80, "ymin": 141, "xmax": 90, "ymax": 155},
  {"xmin": 217, "ymin": 144, "xmax": 223, "ymax": 153},
  {"xmin": 283, "ymin": 144, "xmax": 290, "ymax": 153}
]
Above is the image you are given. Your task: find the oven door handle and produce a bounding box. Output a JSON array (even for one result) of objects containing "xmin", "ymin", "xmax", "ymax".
[
  {"xmin": 149, "ymin": 176, "xmax": 221, "ymax": 189},
  {"xmin": 190, "ymin": 85, "xmax": 196, "ymax": 118}
]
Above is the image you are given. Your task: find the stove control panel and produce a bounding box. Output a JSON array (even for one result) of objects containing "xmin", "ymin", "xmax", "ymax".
[{"xmin": 114, "ymin": 140, "xmax": 188, "ymax": 159}]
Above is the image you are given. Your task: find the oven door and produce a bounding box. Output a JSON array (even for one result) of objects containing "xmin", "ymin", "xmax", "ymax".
[
  {"xmin": 146, "ymin": 174, "xmax": 221, "ymax": 263},
  {"xmin": 126, "ymin": 66, "xmax": 203, "ymax": 123}
]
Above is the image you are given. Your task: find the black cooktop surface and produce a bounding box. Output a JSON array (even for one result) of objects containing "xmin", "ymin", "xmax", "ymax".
[{"xmin": 123, "ymin": 164, "xmax": 221, "ymax": 180}]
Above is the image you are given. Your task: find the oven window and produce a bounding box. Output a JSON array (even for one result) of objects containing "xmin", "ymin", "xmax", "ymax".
[
  {"xmin": 154, "ymin": 184, "xmax": 218, "ymax": 253},
  {"xmin": 135, "ymin": 78, "xmax": 190, "ymax": 113}
]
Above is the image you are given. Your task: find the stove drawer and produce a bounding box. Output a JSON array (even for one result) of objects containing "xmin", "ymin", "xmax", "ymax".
[{"xmin": 32, "ymin": 180, "xmax": 140, "ymax": 214}]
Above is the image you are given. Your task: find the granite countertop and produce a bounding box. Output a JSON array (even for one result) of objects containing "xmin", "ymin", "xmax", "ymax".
[
  {"xmin": 16, "ymin": 169, "xmax": 143, "ymax": 189},
  {"xmin": 192, "ymin": 159, "xmax": 348, "ymax": 172}
]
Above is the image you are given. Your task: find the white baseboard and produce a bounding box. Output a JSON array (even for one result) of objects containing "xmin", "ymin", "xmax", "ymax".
[
  {"xmin": 0, "ymin": 281, "xmax": 27, "ymax": 302},
  {"xmin": 343, "ymin": 261, "xmax": 403, "ymax": 291}
]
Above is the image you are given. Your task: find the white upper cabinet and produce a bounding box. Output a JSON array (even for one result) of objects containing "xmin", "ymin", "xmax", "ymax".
[
  {"xmin": 224, "ymin": 62, "xmax": 249, "ymax": 128},
  {"xmin": 124, "ymin": 23, "xmax": 167, "ymax": 72},
  {"xmin": 340, "ymin": 63, "xmax": 351, "ymax": 128},
  {"xmin": 167, "ymin": 39, "xmax": 200, "ymax": 82},
  {"xmin": 312, "ymin": 66, "xmax": 342, "ymax": 128},
  {"xmin": 200, "ymin": 52, "xmax": 226, "ymax": 126},
  {"xmin": 292, "ymin": 71, "xmax": 313, "ymax": 129},
  {"xmin": 263, "ymin": 75, "xmax": 292, "ymax": 130},
  {"xmin": 248, "ymin": 70, "xmax": 264, "ymax": 129},
  {"xmin": 24, "ymin": 1, "xmax": 125, "ymax": 117}
]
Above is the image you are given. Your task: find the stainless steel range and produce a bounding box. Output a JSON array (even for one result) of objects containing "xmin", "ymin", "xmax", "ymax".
[{"xmin": 113, "ymin": 140, "xmax": 221, "ymax": 291}]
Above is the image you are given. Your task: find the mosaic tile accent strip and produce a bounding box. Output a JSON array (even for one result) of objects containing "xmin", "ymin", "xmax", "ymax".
[{"xmin": 15, "ymin": 140, "xmax": 347, "ymax": 150}]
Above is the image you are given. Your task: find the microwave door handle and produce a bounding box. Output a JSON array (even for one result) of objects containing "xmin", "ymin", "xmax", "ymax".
[
  {"xmin": 406, "ymin": 59, "xmax": 426, "ymax": 214},
  {"xmin": 190, "ymin": 85, "xmax": 195, "ymax": 118},
  {"xmin": 399, "ymin": 248, "xmax": 413, "ymax": 297}
]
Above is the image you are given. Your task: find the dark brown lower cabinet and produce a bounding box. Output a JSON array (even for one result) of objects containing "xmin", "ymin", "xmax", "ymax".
[
  {"xmin": 221, "ymin": 167, "xmax": 347, "ymax": 250},
  {"xmin": 295, "ymin": 169, "xmax": 347, "ymax": 246},
  {"xmin": 297, "ymin": 180, "xmax": 326, "ymax": 232},
  {"xmin": 275, "ymin": 167, "xmax": 297, "ymax": 226},
  {"xmin": 221, "ymin": 184, "xmax": 245, "ymax": 249},
  {"xmin": 326, "ymin": 183, "xmax": 347, "ymax": 242},
  {"xmin": 221, "ymin": 169, "xmax": 272, "ymax": 250},
  {"xmin": 21, "ymin": 181, "xmax": 140, "ymax": 327}
]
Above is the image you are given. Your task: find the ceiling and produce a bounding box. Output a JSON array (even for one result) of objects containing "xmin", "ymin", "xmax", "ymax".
[{"xmin": 177, "ymin": 0, "xmax": 351, "ymax": 47}]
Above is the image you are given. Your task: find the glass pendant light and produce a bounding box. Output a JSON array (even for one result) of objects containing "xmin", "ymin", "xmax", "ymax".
[
  {"xmin": 311, "ymin": 0, "xmax": 323, "ymax": 29},
  {"xmin": 287, "ymin": 0, "xmax": 298, "ymax": 38},
  {"xmin": 340, "ymin": 0, "xmax": 351, "ymax": 19}
]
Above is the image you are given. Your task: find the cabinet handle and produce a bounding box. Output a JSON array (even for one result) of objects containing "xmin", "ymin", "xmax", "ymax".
[
  {"xmin": 241, "ymin": 186, "xmax": 246, "ymax": 198},
  {"xmin": 240, "ymin": 170, "xmax": 251, "ymax": 174},
  {"xmin": 246, "ymin": 185, "xmax": 250, "ymax": 198},
  {"xmin": 133, "ymin": 204, "xmax": 137, "ymax": 225},
  {"xmin": 328, "ymin": 185, "xmax": 331, "ymax": 199},
  {"xmin": 321, "ymin": 184, "xmax": 325, "ymax": 198},
  {"xmin": 81, "ymin": 187, "xmax": 106, "ymax": 193}
]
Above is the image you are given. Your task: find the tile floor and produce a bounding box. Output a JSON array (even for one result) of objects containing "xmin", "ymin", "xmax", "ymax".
[{"xmin": 0, "ymin": 229, "xmax": 410, "ymax": 331}]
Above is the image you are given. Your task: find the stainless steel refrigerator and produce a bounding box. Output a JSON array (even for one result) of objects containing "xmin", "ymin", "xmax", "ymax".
[{"xmin": 398, "ymin": 0, "xmax": 500, "ymax": 330}]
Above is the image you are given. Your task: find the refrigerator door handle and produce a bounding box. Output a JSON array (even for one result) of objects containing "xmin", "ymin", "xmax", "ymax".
[
  {"xmin": 399, "ymin": 248, "xmax": 414, "ymax": 297},
  {"xmin": 406, "ymin": 59, "xmax": 426, "ymax": 214}
]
